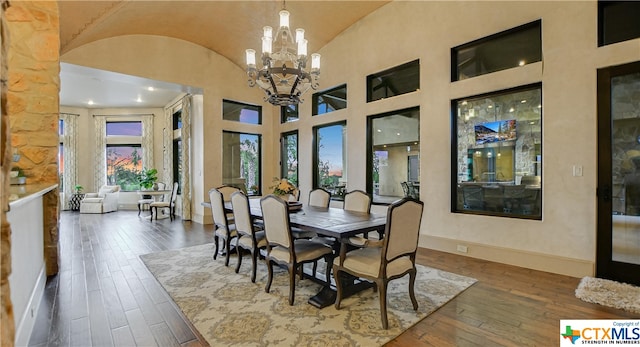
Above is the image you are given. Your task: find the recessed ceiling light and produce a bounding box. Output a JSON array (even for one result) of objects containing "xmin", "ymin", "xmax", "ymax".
[
  {"xmin": 396, "ymin": 132, "xmax": 401, "ymax": 136},
  {"xmin": 521, "ymin": 100, "xmax": 527, "ymax": 103},
  {"xmin": 519, "ymin": 60, "xmax": 526, "ymax": 66},
  {"xmin": 377, "ymin": 129, "xmax": 382, "ymax": 132},
  {"xmin": 147, "ymin": 87, "xmax": 155, "ymax": 91},
  {"xmin": 136, "ymin": 96, "xmax": 142, "ymax": 103},
  {"xmin": 87, "ymin": 100, "xmax": 94, "ymax": 105},
  {"xmin": 509, "ymin": 107, "xmax": 515, "ymax": 112}
]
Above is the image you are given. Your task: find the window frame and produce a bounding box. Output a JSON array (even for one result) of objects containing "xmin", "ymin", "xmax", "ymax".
[
  {"xmin": 280, "ymin": 130, "xmax": 299, "ymax": 187},
  {"xmin": 366, "ymin": 106, "xmax": 420, "ymax": 204},
  {"xmin": 104, "ymin": 120, "xmax": 144, "ymax": 191},
  {"xmin": 281, "ymin": 104, "xmax": 299, "ymax": 123},
  {"xmin": 598, "ymin": 1, "xmax": 640, "ymax": 46},
  {"xmin": 451, "ymin": 20, "xmax": 542, "ymax": 82},
  {"xmin": 312, "ymin": 84, "xmax": 347, "ymax": 116},
  {"xmin": 222, "ymin": 130, "xmax": 262, "ymax": 194},
  {"xmin": 366, "ymin": 60, "xmax": 420, "ymax": 102},
  {"xmin": 450, "ymin": 82, "xmax": 543, "ymax": 220},
  {"xmin": 312, "ymin": 121, "xmax": 347, "ymax": 198},
  {"xmin": 222, "ymin": 99, "xmax": 262, "ymax": 125}
]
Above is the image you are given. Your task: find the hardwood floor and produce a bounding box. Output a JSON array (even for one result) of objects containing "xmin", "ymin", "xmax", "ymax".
[{"xmin": 29, "ymin": 210, "xmax": 635, "ymax": 346}]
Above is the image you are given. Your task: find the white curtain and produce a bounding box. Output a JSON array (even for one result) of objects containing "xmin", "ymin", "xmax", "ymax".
[
  {"xmin": 181, "ymin": 95, "xmax": 192, "ymax": 220},
  {"xmin": 142, "ymin": 115, "xmax": 154, "ymax": 170},
  {"xmin": 93, "ymin": 116, "xmax": 106, "ymax": 191},
  {"xmin": 60, "ymin": 113, "xmax": 78, "ymax": 210}
]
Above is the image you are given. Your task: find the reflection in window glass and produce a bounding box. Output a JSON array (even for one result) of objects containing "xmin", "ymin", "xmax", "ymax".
[
  {"xmin": 367, "ymin": 60, "xmax": 420, "ymax": 102},
  {"xmin": 453, "ymin": 84, "xmax": 542, "ymax": 219},
  {"xmin": 223, "ymin": 131, "xmax": 261, "ymax": 194},
  {"xmin": 313, "ymin": 84, "xmax": 347, "ymax": 116},
  {"xmin": 314, "ymin": 122, "xmax": 346, "ymax": 198},
  {"xmin": 452, "ymin": 20, "xmax": 541, "ymax": 81},
  {"xmin": 106, "ymin": 144, "xmax": 143, "ymax": 191},
  {"xmin": 281, "ymin": 104, "xmax": 299, "ymax": 123},
  {"xmin": 223, "ymin": 99, "xmax": 261, "ymax": 124},
  {"xmin": 106, "ymin": 121, "xmax": 142, "ymax": 136},
  {"xmin": 281, "ymin": 131, "xmax": 298, "ymax": 187},
  {"xmin": 368, "ymin": 107, "xmax": 420, "ymax": 204}
]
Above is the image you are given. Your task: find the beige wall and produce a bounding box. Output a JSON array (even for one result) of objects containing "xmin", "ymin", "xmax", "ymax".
[{"xmin": 60, "ymin": 1, "xmax": 640, "ymax": 277}]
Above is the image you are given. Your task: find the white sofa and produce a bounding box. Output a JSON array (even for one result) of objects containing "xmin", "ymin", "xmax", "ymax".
[{"xmin": 80, "ymin": 185, "xmax": 120, "ymax": 214}]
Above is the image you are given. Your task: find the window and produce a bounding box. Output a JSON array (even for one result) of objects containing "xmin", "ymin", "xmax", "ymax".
[
  {"xmin": 105, "ymin": 121, "xmax": 143, "ymax": 191},
  {"xmin": 281, "ymin": 131, "xmax": 298, "ymax": 187},
  {"xmin": 367, "ymin": 60, "xmax": 420, "ymax": 102},
  {"xmin": 312, "ymin": 84, "xmax": 347, "ymax": 116},
  {"xmin": 281, "ymin": 104, "xmax": 299, "ymax": 123},
  {"xmin": 313, "ymin": 122, "xmax": 346, "ymax": 199},
  {"xmin": 367, "ymin": 107, "xmax": 420, "ymax": 204},
  {"xmin": 599, "ymin": 1, "xmax": 640, "ymax": 46},
  {"xmin": 223, "ymin": 99, "xmax": 261, "ymax": 124},
  {"xmin": 452, "ymin": 83, "xmax": 542, "ymax": 219},
  {"xmin": 222, "ymin": 131, "xmax": 261, "ymax": 194},
  {"xmin": 173, "ymin": 109, "xmax": 182, "ymax": 194},
  {"xmin": 452, "ymin": 20, "xmax": 542, "ymax": 81}
]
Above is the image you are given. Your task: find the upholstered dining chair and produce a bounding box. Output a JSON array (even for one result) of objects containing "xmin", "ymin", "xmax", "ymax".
[
  {"xmin": 231, "ymin": 191, "xmax": 267, "ymax": 283},
  {"xmin": 308, "ymin": 188, "xmax": 331, "ymax": 208},
  {"xmin": 150, "ymin": 182, "xmax": 178, "ymax": 221},
  {"xmin": 260, "ymin": 195, "xmax": 334, "ymax": 305},
  {"xmin": 333, "ymin": 197, "xmax": 424, "ymax": 329},
  {"xmin": 138, "ymin": 182, "xmax": 166, "ymax": 215},
  {"xmin": 209, "ymin": 187, "xmax": 237, "ymax": 266},
  {"xmin": 215, "ymin": 185, "xmax": 240, "ymax": 222},
  {"xmin": 343, "ymin": 190, "xmax": 371, "ymax": 213}
]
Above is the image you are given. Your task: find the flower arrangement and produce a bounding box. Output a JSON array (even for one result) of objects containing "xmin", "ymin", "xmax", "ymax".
[{"xmin": 270, "ymin": 177, "xmax": 297, "ymax": 196}]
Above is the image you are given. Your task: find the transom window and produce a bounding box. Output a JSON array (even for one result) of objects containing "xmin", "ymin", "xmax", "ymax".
[
  {"xmin": 452, "ymin": 20, "xmax": 542, "ymax": 81},
  {"xmin": 313, "ymin": 84, "xmax": 347, "ymax": 116},
  {"xmin": 281, "ymin": 104, "xmax": 299, "ymax": 123},
  {"xmin": 223, "ymin": 99, "xmax": 262, "ymax": 125},
  {"xmin": 598, "ymin": 1, "xmax": 640, "ymax": 46},
  {"xmin": 367, "ymin": 60, "xmax": 420, "ymax": 102}
]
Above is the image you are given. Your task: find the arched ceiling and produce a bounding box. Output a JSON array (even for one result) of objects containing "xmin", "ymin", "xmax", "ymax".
[{"xmin": 58, "ymin": 0, "xmax": 390, "ymax": 70}]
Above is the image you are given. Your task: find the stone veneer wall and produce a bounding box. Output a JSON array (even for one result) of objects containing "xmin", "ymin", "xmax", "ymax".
[
  {"xmin": 1, "ymin": 2, "xmax": 13, "ymax": 346},
  {"xmin": 2, "ymin": 2, "xmax": 60, "ymax": 346}
]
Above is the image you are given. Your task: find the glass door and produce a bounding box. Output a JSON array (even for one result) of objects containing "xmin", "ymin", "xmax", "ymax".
[{"xmin": 597, "ymin": 61, "xmax": 640, "ymax": 285}]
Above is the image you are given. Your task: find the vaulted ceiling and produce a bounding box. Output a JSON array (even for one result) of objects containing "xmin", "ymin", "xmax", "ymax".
[
  {"xmin": 57, "ymin": 1, "xmax": 389, "ymax": 108},
  {"xmin": 58, "ymin": 1, "xmax": 390, "ymax": 70}
]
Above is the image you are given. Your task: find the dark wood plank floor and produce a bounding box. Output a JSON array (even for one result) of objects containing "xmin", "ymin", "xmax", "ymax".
[{"xmin": 29, "ymin": 210, "xmax": 635, "ymax": 347}]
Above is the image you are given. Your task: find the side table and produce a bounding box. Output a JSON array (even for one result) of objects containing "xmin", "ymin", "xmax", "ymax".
[{"xmin": 69, "ymin": 193, "xmax": 85, "ymax": 211}]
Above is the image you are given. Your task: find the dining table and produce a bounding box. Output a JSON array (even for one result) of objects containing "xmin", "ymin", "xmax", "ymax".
[{"xmin": 225, "ymin": 197, "xmax": 388, "ymax": 308}]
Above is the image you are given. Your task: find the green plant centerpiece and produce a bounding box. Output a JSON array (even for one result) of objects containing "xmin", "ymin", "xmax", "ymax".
[
  {"xmin": 74, "ymin": 185, "xmax": 84, "ymax": 194},
  {"xmin": 138, "ymin": 168, "xmax": 158, "ymax": 190}
]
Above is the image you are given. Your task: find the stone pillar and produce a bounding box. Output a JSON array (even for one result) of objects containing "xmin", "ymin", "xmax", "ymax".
[
  {"xmin": 1, "ymin": 2, "xmax": 15, "ymax": 346},
  {"xmin": 2, "ymin": 2, "xmax": 60, "ymax": 346}
]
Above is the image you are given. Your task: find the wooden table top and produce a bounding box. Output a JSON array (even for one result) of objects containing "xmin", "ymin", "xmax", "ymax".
[{"xmin": 228, "ymin": 198, "xmax": 387, "ymax": 239}]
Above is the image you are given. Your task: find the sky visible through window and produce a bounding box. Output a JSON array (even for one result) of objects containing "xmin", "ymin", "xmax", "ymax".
[
  {"xmin": 318, "ymin": 124, "xmax": 344, "ymax": 177},
  {"xmin": 106, "ymin": 121, "xmax": 142, "ymax": 136}
]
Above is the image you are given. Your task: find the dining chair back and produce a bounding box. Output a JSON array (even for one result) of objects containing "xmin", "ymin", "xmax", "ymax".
[
  {"xmin": 231, "ymin": 191, "xmax": 266, "ymax": 282},
  {"xmin": 343, "ymin": 190, "xmax": 371, "ymax": 213},
  {"xmin": 308, "ymin": 188, "xmax": 331, "ymax": 208},
  {"xmin": 216, "ymin": 185, "xmax": 240, "ymax": 202},
  {"xmin": 333, "ymin": 197, "xmax": 424, "ymax": 329},
  {"xmin": 209, "ymin": 188, "xmax": 237, "ymax": 266},
  {"xmin": 260, "ymin": 194, "xmax": 334, "ymax": 305},
  {"xmin": 150, "ymin": 182, "xmax": 178, "ymax": 221}
]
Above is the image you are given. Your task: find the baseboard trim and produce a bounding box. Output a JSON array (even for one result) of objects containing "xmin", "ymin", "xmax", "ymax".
[
  {"xmin": 14, "ymin": 264, "xmax": 46, "ymax": 347},
  {"xmin": 420, "ymin": 235, "xmax": 594, "ymax": 278}
]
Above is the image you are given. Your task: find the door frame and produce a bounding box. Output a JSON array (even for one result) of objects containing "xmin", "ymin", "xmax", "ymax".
[{"xmin": 596, "ymin": 60, "xmax": 640, "ymax": 285}]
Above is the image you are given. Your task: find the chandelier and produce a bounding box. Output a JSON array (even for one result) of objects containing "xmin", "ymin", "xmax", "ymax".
[{"xmin": 245, "ymin": 6, "xmax": 321, "ymax": 106}]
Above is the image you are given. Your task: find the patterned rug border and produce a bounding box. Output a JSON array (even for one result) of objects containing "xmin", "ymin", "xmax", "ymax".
[
  {"xmin": 141, "ymin": 243, "xmax": 477, "ymax": 347},
  {"xmin": 575, "ymin": 276, "xmax": 640, "ymax": 314}
]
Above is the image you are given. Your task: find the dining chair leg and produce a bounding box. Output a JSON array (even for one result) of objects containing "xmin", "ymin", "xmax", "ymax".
[
  {"xmin": 250, "ymin": 249, "xmax": 258, "ymax": 283},
  {"xmin": 288, "ymin": 264, "xmax": 296, "ymax": 305},
  {"xmin": 333, "ymin": 267, "xmax": 343, "ymax": 310},
  {"xmin": 138, "ymin": 203, "xmax": 142, "ymax": 216},
  {"xmin": 150, "ymin": 207, "xmax": 154, "ymax": 221},
  {"xmin": 378, "ymin": 281, "xmax": 389, "ymax": 329},
  {"xmin": 224, "ymin": 237, "xmax": 232, "ymax": 267},
  {"xmin": 213, "ymin": 236, "xmax": 219, "ymax": 260},
  {"xmin": 235, "ymin": 243, "xmax": 243, "ymax": 274},
  {"xmin": 265, "ymin": 260, "xmax": 274, "ymax": 293},
  {"xmin": 409, "ymin": 268, "xmax": 418, "ymax": 310}
]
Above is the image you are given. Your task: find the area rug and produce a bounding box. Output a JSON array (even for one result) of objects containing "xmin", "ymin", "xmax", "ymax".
[
  {"xmin": 140, "ymin": 244, "xmax": 477, "ymax": 347},
  {"xmin": 575, "ymin": 276, "xmax": 640, "ymax": 314}
]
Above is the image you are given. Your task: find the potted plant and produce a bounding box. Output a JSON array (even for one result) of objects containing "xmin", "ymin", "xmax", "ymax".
[
  {"xmin": 10, "ymin": 166, "xmax": 26, "ymax": 185},
  {"xmin": 138, "ymin": 168, "xmax": 158, "ymax": 190},
  {"xmin": 74, "ymin": 185, "xmax": 84, "ymax": 194}
]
